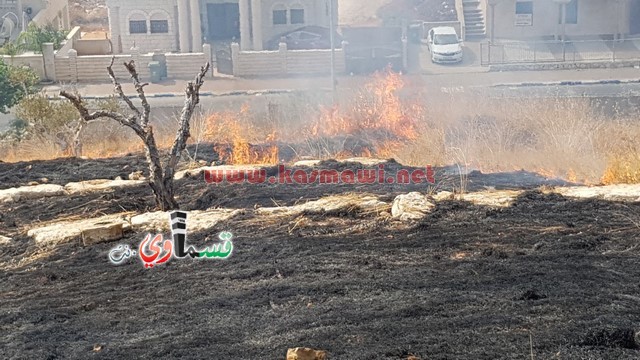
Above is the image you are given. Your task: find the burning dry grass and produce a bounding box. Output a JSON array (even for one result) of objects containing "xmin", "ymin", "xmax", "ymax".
[
  {"xmin": 2, "ymin": 69, "xmax": 640, "ymax": 185},
  {"xmin": 203, "ymin": 104, "xmax": 279, "ymax": 165}
]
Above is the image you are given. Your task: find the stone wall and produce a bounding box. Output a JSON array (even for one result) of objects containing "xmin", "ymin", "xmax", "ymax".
[
  {"xmin": 231, "ymin": 43, "xmax": 346, "ymax": 77},
  {"xmin": 54, "ymin": 50, "xmax": 154, "ymax": 82},
  {"xmin": 166, "ymin": 53, "xmax": 209, "ymax": 79},
  {"xmin": 0, "ymin": 54, "xmax": 45, "ymax": 79},
  {"xmin": 489, "ymin": 60, "xmax": 640, "ymax": 72}
]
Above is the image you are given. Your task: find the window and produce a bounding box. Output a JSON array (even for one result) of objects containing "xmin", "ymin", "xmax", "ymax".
[
  {"xmin": 291, "ymin": 8, "xmax": 304, "ymax": 24},
  {"xmin": 273, "ymin": 9, "xmax": 287, "ymax": 25},
  {"xmin": 129, "ymin": 20, "xmax": 147, "ymax": 34},
  {"xmin": 150, "ymin": 20, "xmax": 169, "ymax": 33},
  {"xmin": 515, "ymin": 1, "xmax": 533, "ymax": 14},
  {"xmin": 560, "ymin": 0, "xmax": 578, "ymax": 24},
  {"xmin": 515, "ymin": 1, "xmax": 533, "ymax": 26}
]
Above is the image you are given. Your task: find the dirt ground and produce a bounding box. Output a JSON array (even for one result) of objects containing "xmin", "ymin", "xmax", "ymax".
[{"xmin": 1, "ymin": 152, "xmax": 640, "ymax": 359}]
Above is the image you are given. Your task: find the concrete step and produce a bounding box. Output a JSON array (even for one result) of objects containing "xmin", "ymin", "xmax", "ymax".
[
  {"xmin": 465, "ymin": 23, "xmax": 485, "ymax": 28},
  {"xmin": 465, "ymin": 14, "xmax": 484, "ymax": 21},
  {"xmin": 465, "ymin": 30, "xmax": 487, "ymax": 36}
]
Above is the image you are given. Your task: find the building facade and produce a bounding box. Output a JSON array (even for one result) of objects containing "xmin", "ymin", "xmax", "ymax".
[
  {"xmin": 1, "ymin": 0, "xmax": 69, "ymax": 38},
  {"xmin": 487, "ymin": 0, "xmax": 639, "ymax": 40},
  {"xmin": 106, "ymin": 0, "xmax": 338, "ymax": 54}
]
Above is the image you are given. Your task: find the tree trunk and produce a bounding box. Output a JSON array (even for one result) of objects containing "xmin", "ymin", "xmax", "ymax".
[
  {"xmin": 141, "ymin": 127, "xmax": 179, "ymax": 211},
  {"xmin": 60, "ymin": 59, "xmax": 210, "ymax": 211}
]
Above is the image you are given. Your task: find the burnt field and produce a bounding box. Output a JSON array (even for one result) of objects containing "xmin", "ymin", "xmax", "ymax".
[{"xmin": 1, "ymin": 154, "xmax": 640, "ymax": 360}]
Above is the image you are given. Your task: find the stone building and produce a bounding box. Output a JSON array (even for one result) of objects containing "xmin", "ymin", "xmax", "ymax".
[
  {"xmin": 1, "ymin": 0, "xmax": 70, "ymax": 42},
  {"xmin": 106, "ymin": 0, "xmax": 338, "ymax": 54},
  {"xmin": 485, "ymin": 0, "xmax": 640, "ymax": 41}
]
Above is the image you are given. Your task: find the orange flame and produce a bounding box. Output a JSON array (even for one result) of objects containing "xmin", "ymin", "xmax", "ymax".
[{"xmin": 205, "ymin": 106, "xmax": 279, "ymax": 165}]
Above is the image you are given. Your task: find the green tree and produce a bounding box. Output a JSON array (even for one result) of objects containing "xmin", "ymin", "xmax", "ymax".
[
  {"xmin": 0, "ymin": 41, "xmax": 25, "ymax": 63},
  {"xmin": 0, "ymin": 59, "xmax": 38, "ymax": 114},
  {"xmin": 18, "ymin": 23, "xmax": 67, "ymax": 53}
]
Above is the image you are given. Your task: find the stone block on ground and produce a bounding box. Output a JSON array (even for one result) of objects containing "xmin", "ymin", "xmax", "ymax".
[
  {"xmin": 0, "ymin": 184, "xmax": 66, "ymax": 203},
  {"xmin": 392, "ymin": 192, "xmax": 435, "ymax": 221},
  {"xmin": 257, "ymin": 194, "xmax": 389, "ymax": 217},
  {"xmin": 286, "ymin": 347, "xmax": 327, "ymax": 360},
  {"xmin": 82, "ymin": 223, "xmax": 124, "ymax": 246},
  {"xmin": 64, "ymin": 179, "xmax": 146, "ymax": 194},
  {"xmin": 27, "ymin": 214, "xmax": 128, "ymax": 246},
  {"xmin": 0, "ymin": 235, "xmax": 11, "ymax": 245}
]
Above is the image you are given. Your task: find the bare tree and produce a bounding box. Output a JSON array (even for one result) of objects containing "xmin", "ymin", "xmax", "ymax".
[{"xmin": 60, "ymin": 58, "xmax": 210, "ymax": 211}]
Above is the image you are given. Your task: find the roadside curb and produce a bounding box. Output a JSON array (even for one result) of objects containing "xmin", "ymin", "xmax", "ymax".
[
  {"xmin": 493, "ymin": 79, "xmax": 640, "ymax": 88},
  {"xmin": 47, "ymin": 88, "xmax": 332, "ymax": 101}
]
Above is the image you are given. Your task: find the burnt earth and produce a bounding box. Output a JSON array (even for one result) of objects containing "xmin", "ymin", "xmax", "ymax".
[{"xmin": 1, "ymin": 155, "xmax": 640, "ymax": 359}]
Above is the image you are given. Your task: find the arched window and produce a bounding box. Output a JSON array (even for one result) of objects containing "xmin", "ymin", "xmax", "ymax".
[
  {"xmin": 128, "ymin": 11, "xmax": 148, "ymax": 34},
  {"xmin": 149, "ymin": 11, "xmax": 170, "ymax": 34},
  {"xmin": 272, "ymin": 4, "xmax": 287, "ymax": 25},
  {"xmin": 290, "ymin": 4, "xmax": 305, "ymax": 25}
]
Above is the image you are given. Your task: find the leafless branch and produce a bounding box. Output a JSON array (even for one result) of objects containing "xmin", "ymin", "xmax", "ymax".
[
  {"xmin": 106, "ymin": 57, "xmax": 141, "ymax": 119},
  {"xmin": 59, "ymin": 91, "xmax": 144, "ymax": 137},
  {"xmin": 123, "ymin": 60, "xmax": 151, "ymax": 127},
  {"xmin": 60, "ymin": 61, "xmax": 210, "ymax": 211},
  {"xmin": 163, "ymin": 62, "xmax": 211, "ymax": 182}
]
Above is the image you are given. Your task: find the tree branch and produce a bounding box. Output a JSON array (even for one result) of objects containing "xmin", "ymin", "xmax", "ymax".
[
  {"xmin": 106, "ymin": 57, "xmax": 141, "ymax": 119},
  {"xmin": 59, "ymin": 90, "xmax": 145, "ymax": 137},
  {"xmin": 123, "ymin": 60, "xmax": 151, "ymax": 128},
  {"xmin": 163, "ymin": 62, "xmax": 210, "ymax": 182}
]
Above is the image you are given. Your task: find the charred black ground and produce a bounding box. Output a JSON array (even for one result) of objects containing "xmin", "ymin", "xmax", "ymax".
[{"xmin": 1, "ymin": 153, "xmax": 639, "ymax": 360}]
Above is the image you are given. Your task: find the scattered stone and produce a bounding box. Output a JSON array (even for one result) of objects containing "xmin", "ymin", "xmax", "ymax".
[
  {"xmin": 81, "ymin": 223, "xmax": 124, "ymax": 246},
  {"xmin": 27, "ymin": 214, "xmax": 128, "ymax": 246},
  {"xmin": 114, "ymin": 176, "xmax": 123, "ymax": 181},
  {"xmin": 433, "ymin": 191, "xmax": 454, "ymax": 201},
  {"xmin": 28, "ymin": 209, "xmax": 243, "ymax": 246},
  {"xmin": 391, "ymin": 192, "xmax": 435, "ymax": 221},
  {"xmin": 0, "ymin": 184, "xmax": 66, "ymax": 203},
  {"xmin": 64, "ymin": 179, "xmax": 145, "ymax": 194},
  {"xmin": 558, "ymin": 184, "xmax": 640, "ymax": 201},
  {"xmin": 0, "ymin": 236, "xmax": 11, "ymax": 245},
  {"xmin": 286, "ymin": 347, "xmax": 327, "ymax": 360},
  {"xmin": 198, "ymin": 160, "xmax": 208, "ymax": 166},
  {"xmin": 128, "ymin": 171, "xmax": 145, "ymax": 180},
  {"xmin": 39, "ymin": 178, "xmax": 49, "ymax": 184},
  {"xmin": 257, "ymin": 194, "xmax": 388, "ymax": 217}
]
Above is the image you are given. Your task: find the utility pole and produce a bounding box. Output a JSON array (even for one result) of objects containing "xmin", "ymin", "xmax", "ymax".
[{"xmin": 329, "ymin": 0, "xmax": 336, "ymax": 100}]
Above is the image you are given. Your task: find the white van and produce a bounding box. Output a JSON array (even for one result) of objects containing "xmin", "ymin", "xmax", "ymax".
[{"xmin": 426, "ymin": 26, "xmax": 463, "ymax": 64}]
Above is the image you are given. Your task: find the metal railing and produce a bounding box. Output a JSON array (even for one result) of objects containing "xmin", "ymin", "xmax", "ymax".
[{"xmin": 480, "ymin": 38, "xmax": 640, "ymax": 66}]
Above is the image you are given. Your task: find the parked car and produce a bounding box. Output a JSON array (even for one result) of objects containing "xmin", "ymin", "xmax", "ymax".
[
  {"xmin": 267, "ymin": 26, "xmax": 342, "ymax": 50},
  {"xmin": 426, "ymin": 26, "xmax": 463, "ymax": 63}
]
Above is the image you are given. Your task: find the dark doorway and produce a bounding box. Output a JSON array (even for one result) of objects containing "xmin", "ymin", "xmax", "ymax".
[
  {"xmin": 207, "ymin": 3, "xmax": 240, "ymax": 40},
  {"xmin": 632, "ymin": 0, "xmax": 640, "ymax": 35}
]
